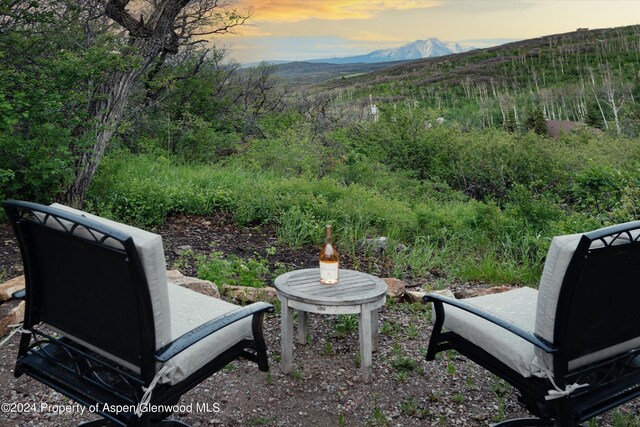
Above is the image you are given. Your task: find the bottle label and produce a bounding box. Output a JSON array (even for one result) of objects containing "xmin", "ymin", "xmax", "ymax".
[{"xmin": 320, "ymin": 262, "xmax": 339, "ymax": 284}]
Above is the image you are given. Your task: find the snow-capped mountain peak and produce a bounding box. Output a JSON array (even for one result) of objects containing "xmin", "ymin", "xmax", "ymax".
[{"xmin": 307, "ymin": 38, "xmax": 473, "ymax": 64}]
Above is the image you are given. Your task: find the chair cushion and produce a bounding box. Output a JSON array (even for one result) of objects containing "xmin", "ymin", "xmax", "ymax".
[
  {"xmin": 535, "ymin": 228, "xmax": 640, "ymax": 372},
  {"xmin": 442, "ymin": 287, "xmax": 539, "ymax": 378},
  {"xmin": 160, "ymin": 284, "xmax": 253, "ymax": 385},
  {"xmin": 47, "ymin": 204, "xmax": 172, "ymax": 350},
  {"xmin": 534, "ymin": 233, "xmax": 582, "ymax": 372}
]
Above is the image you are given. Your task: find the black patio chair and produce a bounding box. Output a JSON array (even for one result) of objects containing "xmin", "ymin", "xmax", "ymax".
[
  {"xmin": 3, "ymin": 200, "xmax": 273, "ymax": 426},
  {"xmin": 425, "ymin": 222, "xmax": 640, "ymax": 426}
]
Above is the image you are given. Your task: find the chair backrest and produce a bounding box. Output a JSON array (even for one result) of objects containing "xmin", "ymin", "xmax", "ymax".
[
  {"xmin": 3, "ymin": 201, "xmax": 170, "ymax": 376},
  {"xmin": 535, "ymin": 222, "xmax": 640, "ymax": 377}
]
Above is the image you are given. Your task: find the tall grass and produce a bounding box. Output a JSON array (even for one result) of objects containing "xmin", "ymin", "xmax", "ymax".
[
  {"xmin": 87, "ymin": 119, "xmax": 640, "ymax": 286},
  {"xmin": 87, "ymin": 153, "xmax": 601, "ymax": 285}
]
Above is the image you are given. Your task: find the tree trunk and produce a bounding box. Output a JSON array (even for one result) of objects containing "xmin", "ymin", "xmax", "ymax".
[
  {"xmin": 58, "ymin": 0, "xmax": 187, "ymax": 207},
  {"xmin": 60, "ymin": 69, "xmax": 142, "ymax": 207}
]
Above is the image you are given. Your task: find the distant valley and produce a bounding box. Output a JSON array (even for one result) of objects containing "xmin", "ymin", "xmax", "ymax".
[
  {"xmin": 253, "ymin": 37, "xmax": 477, "ymax": 85},
  {"xmin": 266, "ymin": 60, "xmax": 414, "ymax": 85}
]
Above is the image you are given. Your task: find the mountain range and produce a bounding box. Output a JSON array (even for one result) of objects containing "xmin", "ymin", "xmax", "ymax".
[
  {"xmin": 259, "ymin": 38, "xmax": 476, "ymax": 85},
  {"xmin": 244, "ymin": 38, "xmax": 475, "ymax": 68},
  {"xmin": 307, "ymin": 38, "xmax": 474, "ymax": 64}
]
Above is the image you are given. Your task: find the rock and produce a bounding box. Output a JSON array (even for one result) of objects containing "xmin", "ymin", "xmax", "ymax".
[
  {"xmin": 220, "ymin": 285, "xmax": 277, "ymax": 304},
  {"xmin": 383, "ymin": 278, "xmax": 406, "ymax": 299},
  {"xmin": 0, "ymin": 300, "xmax": 25, "ymax": 336},
  {"xmin": 431, "ymin": 289, "xmax": 455, "ymax": 299},
  {"xmin": 455, "ymin": 285, "xmax": 513, "ymax": 299},
  {"xmin": 357, "ymin": 237, "xmax": 388, "ymax": 254},
  {"xmin": 166, "ymin": 269, "xmax": 220, "ymax": 298},
  {"xmin": 0, "ymin": 275, "xmax": 25, "ymax": 302},
  {"xmin": 406, "ymin": 290, "xmax": 427, "ymax": 303}
]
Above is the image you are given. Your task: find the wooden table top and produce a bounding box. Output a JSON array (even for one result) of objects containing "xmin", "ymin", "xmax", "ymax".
[{"xmin": 274, "ymin": 268, "xmax": 387, "ymax": 306}]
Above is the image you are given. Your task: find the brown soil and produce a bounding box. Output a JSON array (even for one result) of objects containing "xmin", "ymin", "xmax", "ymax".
[{"xmin": 0, "ymin": 215, "xmax": 638, "ymax": 426}]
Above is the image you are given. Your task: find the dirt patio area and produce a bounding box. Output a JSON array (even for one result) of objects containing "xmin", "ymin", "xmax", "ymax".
[{"xmin": 0, "ymin": 215, "xmax": 638, "ymax": 426}]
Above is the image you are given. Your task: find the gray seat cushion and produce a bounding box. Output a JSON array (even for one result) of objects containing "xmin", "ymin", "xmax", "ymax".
[
  {"xmin": 161, "ymin": 284, "xmax": 254, "ymax": 385},
  {"xmin": 534, "ymin": 233, "xmax": 582, "ymax": 373},
  {"xmin": 442, "ymin": 287, "xmax": 538, "ymax": 378},
  {"xmin": 443, "ymin": 228, "xmax": 640, "ymax": 380}
]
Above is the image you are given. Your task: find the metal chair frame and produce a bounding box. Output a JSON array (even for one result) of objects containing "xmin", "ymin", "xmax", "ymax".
[
  {"xmin": 426, "ymin": 222, "xmax": 640, "ymax": 426},
  {"xmin": 4, "ymin": 200, "xmax": 273, "ymax": 426}
]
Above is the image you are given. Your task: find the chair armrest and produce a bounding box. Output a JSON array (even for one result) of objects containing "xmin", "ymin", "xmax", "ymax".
[
  {"xmin": 424, "ymin": 293, "xmax": 558, "ymax": 353},
  {"xmin": 154, "ymin": 302, "xmax": 273, "ymax": 362},
  {"xmin": 12, "ymin": 289, "xmax": 26, "ymax": 300}
]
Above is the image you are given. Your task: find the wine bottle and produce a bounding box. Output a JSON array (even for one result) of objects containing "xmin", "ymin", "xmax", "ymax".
[{"xmin": 319, "ymin": 224, "xmax": 339, "ymax": 284}]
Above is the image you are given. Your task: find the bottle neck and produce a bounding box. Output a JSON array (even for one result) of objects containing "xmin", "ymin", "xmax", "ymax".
[{"xmin": 325, "ymin": 226, "xmax": 332, "ymax": 243}]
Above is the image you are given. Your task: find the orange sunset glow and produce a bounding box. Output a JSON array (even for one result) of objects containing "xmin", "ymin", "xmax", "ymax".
[{"xmin": 218, "ymin": 0, "xmax": 640, "ymax": 64}]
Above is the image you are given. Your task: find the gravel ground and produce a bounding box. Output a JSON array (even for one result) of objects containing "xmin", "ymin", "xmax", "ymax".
[
  {"xmin": 0, "ymin": 216, "xmax": 638, "ymax": 426},
  {"xmin": 0, "ymin": 301, "xmax": 533, "ymax": 426}
]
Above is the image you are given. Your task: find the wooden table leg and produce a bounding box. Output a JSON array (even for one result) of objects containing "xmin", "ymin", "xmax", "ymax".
[
  {"xmin": 359, "ymin": 307, "xmax": 373, "ymax": 383},
  {"xmin": 279, "ymin": 296, "xmax": 294, "ymax": 374},
  {"xmin": 371, "ymin": 308, "xmax": 379, "ymax": 352},
  {"xmin": 297, "ymin": 310, "xmax": 308, "ymax": 345}
]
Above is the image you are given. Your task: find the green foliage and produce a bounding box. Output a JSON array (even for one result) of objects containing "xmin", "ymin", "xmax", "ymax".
[
  {"xmin": 368, "ymin": 396, "xmax": 390, "ymax": 427},
  {"xmin": 276, "ymin": 206, "xmax": 322, "ymax": 248},
  {"xmin": 323, "ymin": 340, "xmax": 333, "ymax": 355},
  {"xmin": 573, "ymin": 163, "xmax": 626, "ymax": 216},
  {"xmin": 335, "ymin": 315, "xmax": 358, "ymax": 336},
  {"xmin": 391, "ymin": 354, "xmax": 417, "ymax": 374},
  {"xmin": 329, "ymin": 25, "xmax": 640, "ymax": 135},
  {"xmin": 391, "ymin": 236, "xmax": 445, "ymax": 279},
  {"xmin": 0, "ymin": 2, "xmax": 139, "ymax": 201},
  {"xmin": 196, "ymin": 251, "xmax": 269, "ymax": 288},
  {"xmin": 451, "ymin": 393, "xmax": 466, "ymax": 404},
  {"xmin": 611, "ymin": 410, "xmax": 640, "ymax": 427},
  {"xmin": 503, "ymin": 110, "xmax": 516, "ymax": 133},
  {"xmin": 585, "ymin": 101, "xmax": 605, "ymax": 129},
  {"xmin": 524, "ymin": 105, "xmax": 548, "ymax": 135},
  {"xmin": 399, "ymin": 396, "xmax": 430, "ymax": 419},
  {"xmin": 0, "ymin": 130, "xmax": 73, "ymax": 203},
  {"xmin": 3, "ymin": 19, "xmax": 621, "ymax": 288},
  {"xmin": 380, "ymin": 321, "xmax": 400, "ymax": 337},
  {"xmin": 89, "ymin": 119, "xmax": 640, "ymax": 286},
  {"xmin": 489, "ymin": 375, "xmax": 511, "ymax": 423}
]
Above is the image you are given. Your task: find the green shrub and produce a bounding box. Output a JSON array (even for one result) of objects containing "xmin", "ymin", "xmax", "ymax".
[
  {"xmin": 0, "ymin": 128, "xmax": 74, "ymax": 203},
  {"xmin": 196, "ymin": 251, "xmax": 269, "ymax": 288},
  {"xmin": 277, "ymin": 206, "xmax": 323, "ymax": 248},
  {"xmin": 87, "ymin": 137, "xmax": 640, "ymax": 286}
]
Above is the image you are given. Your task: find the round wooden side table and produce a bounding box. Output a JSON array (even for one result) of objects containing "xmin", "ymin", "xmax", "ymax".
[{"xmin": 274, "ymin": 268, "xmax": 387, "ymax": 383}]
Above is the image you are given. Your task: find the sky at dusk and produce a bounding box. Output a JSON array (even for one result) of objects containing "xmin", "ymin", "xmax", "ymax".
[{"xmin": 213, "ymin": 0, "xmax": 640, "ymax": 64}]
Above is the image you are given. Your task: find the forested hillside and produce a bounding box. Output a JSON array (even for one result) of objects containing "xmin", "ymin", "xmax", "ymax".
[
  {"xmin": 323, "ymin": 25, "xmax": 640, "ymax": 133},
  {"xmin": 2, "ymin": 3, "xmax": 640, "ymax": 286}
]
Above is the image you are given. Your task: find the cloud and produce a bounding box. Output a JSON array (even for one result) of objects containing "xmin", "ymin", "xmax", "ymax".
[
  {"xmin": 225, "ymin": 24, "xmax": 272, "ymax": 38},
  {"xmin": 236, "ymin": 0, "xmax": 441, "ymax": 22},
  {"xmin": 342, "ymin": 31, "xmax": 411, "ymax": 43}
]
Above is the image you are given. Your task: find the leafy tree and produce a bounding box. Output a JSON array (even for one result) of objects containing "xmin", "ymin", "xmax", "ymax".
[
  {"xmin": 0, "ymin": 1, "xmax": 111, "ymax": 202},
  {"xmin": 0, "ymin": 0, "xmax": 251, "ymax": 206},
  {"xmin": 122, "ymin": 50, "xmax": 286, "ymax": 161}
]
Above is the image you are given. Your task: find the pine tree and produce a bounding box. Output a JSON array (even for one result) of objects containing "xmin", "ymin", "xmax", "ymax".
[
  {"xmin": 525, "ymin": 105, "xmax": 547, "ymax": 135},
  {"xmin": 585, "ymin": 101, "xmax": 605, "ymax": 129}
]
